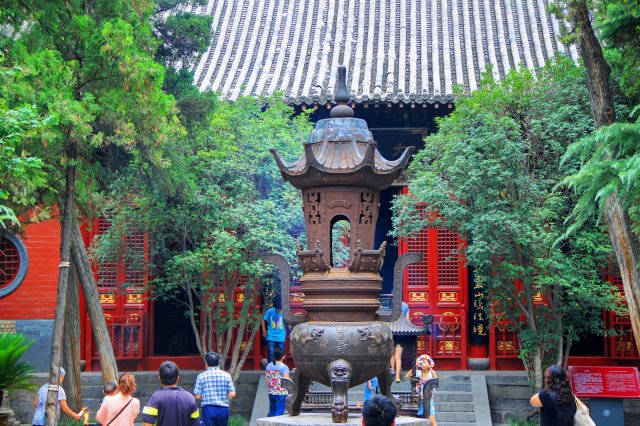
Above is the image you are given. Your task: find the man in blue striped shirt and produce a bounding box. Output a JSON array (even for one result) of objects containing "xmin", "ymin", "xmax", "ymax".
[
  {"xmin": 194, "ymin": 352, "xmax": 236, "ymax": 426},
  {"xmin": 142, "ymin": 361, "xmax": 199, "ymax": 426}
]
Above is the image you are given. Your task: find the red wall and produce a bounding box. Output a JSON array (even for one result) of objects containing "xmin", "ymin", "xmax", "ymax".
[{"xmin": 1, "ymin": 219, "xmax": 61, "ymax": 319}]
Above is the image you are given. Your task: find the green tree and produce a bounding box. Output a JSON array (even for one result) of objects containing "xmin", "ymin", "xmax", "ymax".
[
  {"xmin": 1, "ymin": 1, "xmax": 181, "ymax": 421},
  {"xmin": 552, "ymin": 0, "xmax": 640, "ymax": 353},
  {"xmin": 392, "ymin": 59, "xmax": 622, "ymax": 387},
  {"xmin": 0, "ymin": 99, "xmax": 53, "ymax": 229},
  {"xmin": 93, "ymin": 95, "xmax": 311, "ymax": 380}
]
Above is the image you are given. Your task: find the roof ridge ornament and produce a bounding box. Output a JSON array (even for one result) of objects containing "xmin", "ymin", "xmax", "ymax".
[{"xmin": 330, "ymin": 65, "xmax": 354, "ymax": 118}]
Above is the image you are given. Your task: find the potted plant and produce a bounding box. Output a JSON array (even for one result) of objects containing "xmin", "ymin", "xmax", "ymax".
[{"xmin": 0, "ymin": 332, "xmax": 36, "ymax": 407}]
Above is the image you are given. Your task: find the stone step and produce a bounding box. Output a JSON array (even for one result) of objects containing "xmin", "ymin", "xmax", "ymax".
[
  {"xmin": 434, "ymin": 402, "xmax": 474, "ymax": 412},
  {"xmin": 436, "ymin": 411, "xmax": 476, "ymax": 423},
  {"xmin": 432, "ymin": 391, "xmax": 474, "ymax": 403},
  {"xmin": 438, "ymin": 423, "xmax": 476, "ymax": 426}
]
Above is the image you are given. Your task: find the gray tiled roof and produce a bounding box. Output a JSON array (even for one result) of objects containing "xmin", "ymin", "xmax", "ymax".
[{"xmin": 188, "ymin": 0, "xmax": 578, "ymax": 104}]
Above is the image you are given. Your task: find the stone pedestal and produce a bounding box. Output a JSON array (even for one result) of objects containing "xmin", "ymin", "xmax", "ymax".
[{"xmin": 256, "ymin": 414, "xmax": 428, "ymax": 426}]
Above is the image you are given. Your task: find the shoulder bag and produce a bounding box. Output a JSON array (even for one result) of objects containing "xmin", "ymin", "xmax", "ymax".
[
  {"xmin": 574, "ymin": 397, "xmax": 596, "ymax": 426},
  {"xmin": 105, "ymin": 397, "xmax": 133, "ymax": 426}
]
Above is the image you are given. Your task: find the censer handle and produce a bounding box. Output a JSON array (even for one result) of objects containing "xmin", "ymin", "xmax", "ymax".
[
  {"xmin": 378, "ymin": 253, "xmax": 423, "ymax": 322},
  {"xmin": 259, "ymin": 252, "xmax": 307, "ymax": 325}
]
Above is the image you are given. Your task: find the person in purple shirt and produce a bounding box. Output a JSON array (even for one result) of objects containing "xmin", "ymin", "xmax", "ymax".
[
  {"xmin": 265, "ymin": 346, "xmax": 290, "ymax": 416},
  {"xmin": 142, "ymin": 361, "xmax": 199, "ymax": 426}
]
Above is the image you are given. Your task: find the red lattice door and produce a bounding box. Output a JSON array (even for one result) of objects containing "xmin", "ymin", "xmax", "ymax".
[
  {"xmin": 399, "ymin": 190, "xmax": 468, "ymax": 369},
  {"xmin": 84, "ymin": 217, "xmax": 149, "ymax": 371}
]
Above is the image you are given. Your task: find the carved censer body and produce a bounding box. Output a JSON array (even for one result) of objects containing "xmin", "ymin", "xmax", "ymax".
[{"xmin": 265, "ymin": 66, "xmax": 420, "ymax": 423}]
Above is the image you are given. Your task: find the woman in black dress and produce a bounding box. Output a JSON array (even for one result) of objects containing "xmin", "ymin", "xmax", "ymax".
[{"xmin": 530, "ymin": 365, "xmax": 581, "ymax": 425}]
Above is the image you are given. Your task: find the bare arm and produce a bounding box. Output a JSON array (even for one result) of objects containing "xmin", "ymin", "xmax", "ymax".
[
  {"xmin": 33, "ymin": 395, "xmax": 38, "ymax": 408},
  {"xmin": 194, "ymin": 394, "xmax": 202, "ymax": 400},
  {"xmin": 261, "ymin": 320, "xmax": 267, "ymax": 337},
  {"xmin": 530, "ymin": 393, "xmax": 542, "ymax": 407},
  {"xmin": 428, "ymin": 367, "xmax": 438, "ymax": 379},
  {"xmin": 228, "ymin": 391, "xmax": 236, "ymax": 400},
  {"xmin": 60, "ymin": 400, "xmax": 82, "ymax": 420}
]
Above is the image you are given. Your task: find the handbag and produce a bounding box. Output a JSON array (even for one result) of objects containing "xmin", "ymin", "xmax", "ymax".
[
  {"xmin": 105, "ymin": 397, "xmax": 133, "ymax": 426},
  {"xmin": 574, "ymin": 397, "xmax": 596, "ymax": 426}
]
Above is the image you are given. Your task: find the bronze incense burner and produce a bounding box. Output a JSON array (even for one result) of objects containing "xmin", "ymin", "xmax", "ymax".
[{"xmin": 263, "ymin": 66, "xmax": 421, "ymax": 422}]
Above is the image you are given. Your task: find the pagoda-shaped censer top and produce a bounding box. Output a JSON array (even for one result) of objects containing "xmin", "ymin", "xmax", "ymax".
[{"xmin": 272, "ymin": 66, "xmax": 414, "ymax": 190}]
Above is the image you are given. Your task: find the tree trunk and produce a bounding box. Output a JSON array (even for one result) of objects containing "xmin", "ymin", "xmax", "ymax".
[
  {"xmin": 604, "ymin": 196, "xmax": 640, "ymax": 354},
  {"xmin": 569, "ymin": 1, "xmax": 615, "ymax": 127},
  {"xmin": 569, "ymin": 0, "xmax": 640, "ymax": 353},
  {"xmin": 62, "ymin": 261, "xmax": 82, "ymax": 411},
  {"xmin": 70, "ymin": 222, "xmax": 118, "ymax": 383},
  {"xmin": 534, "ymin": 349, "xmax": 543, "ymax": 390},
  {"xmin": 45, "ymin": 165, "xmax": 75, "ymax": 426}
]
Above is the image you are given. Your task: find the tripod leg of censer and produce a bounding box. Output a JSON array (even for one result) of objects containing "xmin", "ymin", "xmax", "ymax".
[
  {"xmin": 286, "ymin": 370, "xmax": 310, "ymax": 416},
  {"xmin": 377, "ymin": 368, "xmax": 402, "ymax": 409},
  {"xmin": 328, "ymin": 359, "xmax": 352, "ymax": 423}
]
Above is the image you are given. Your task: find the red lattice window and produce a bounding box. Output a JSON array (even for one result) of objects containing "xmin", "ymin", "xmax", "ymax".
[
  {"xmin": 125, "ymin": 230, "xmax": 145, "ymax": 288},
  {"xmin": 97, "ymin": 217, "xmax": 117, "ymax": 290},
  {"xmin": 438, "ymin": 230, "xmax": 459, "ymax": 286},
  {"xmin": 0, "ymin": 238, "xmax": 20, "ymax": 290},
  {"xmin": 98, "ymin": 262, "xmax": 117, "ymax": 290},
  {"xmin": 406, "ymin": 228, "xmax": 428, "ymax": 288},
  {"xmin": 98, "ymin": 217, "xmax": 111, "ymax": 234}
]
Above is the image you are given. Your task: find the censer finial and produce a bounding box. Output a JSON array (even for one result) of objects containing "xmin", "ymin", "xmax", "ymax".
[{"xmin": 331, "ymin": 65, "xmax": 354, "ymax": 118}]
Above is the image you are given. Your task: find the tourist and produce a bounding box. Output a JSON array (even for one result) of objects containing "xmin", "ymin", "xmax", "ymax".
[
  {"xmin": 265, "ymin": 345, "xmax": 290, "ymax": 416},
  {"xmin": 142, "ymin": 361, "xmax": 199, "ymax": 426},
  {"xmin": 32, "ymin": 367, "xmax": 85, "ymax": 425},
  {"xmin": 389, "ymin": 301, "xmax": 411, "ymax": 382},
  {"xmin": 194, "ymin": 352, "xmax": 236, "ymax": 426},
  {"xmin": 361, "ymin": 394, "xmax": 397, "ymax": 426},
  {"xmin": 262, "ymin": 296, "xmax": 286, "ymax": 365},
  {"xmin": 530, "ymin": 365, "xmax": 581, "ymax": 425},
  {"xmin": 407, "ymin": 354, "xmax": 438, "ymax": 426},
  {"xmin": 96, "ymin": 373, "xmax": 140, "ymax": 426},
  {"xmin": 363, "ymin": 376, "xmax": 379, "ymax": 401}
]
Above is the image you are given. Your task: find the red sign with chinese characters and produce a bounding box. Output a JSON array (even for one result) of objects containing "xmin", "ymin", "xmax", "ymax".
[{"xmin": 569, "ymin": 366, "xmax": 640, "ymax": 398}]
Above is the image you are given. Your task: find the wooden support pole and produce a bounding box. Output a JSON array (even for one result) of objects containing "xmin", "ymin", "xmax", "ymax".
[
  {"xmin": 71, "ymin": 222, "xmax": 119, "ymax": 383},
  {"xmin": 63, "ymin": 261, "xmax": 82, "ymax": 411}
]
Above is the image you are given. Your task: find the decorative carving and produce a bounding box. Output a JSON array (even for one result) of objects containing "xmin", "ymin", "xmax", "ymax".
[
  {"xmin": 409, "ymin": 291, "xmax": 428, "ymax": 302},
  {"xmin": 498, "ymin": 340, "xmax": 515, "ymax": 351},
  {"xmin": 328, "ymin": 200, "xmax": 352, "ymax": 209},
  {"xmin": 297, "ymin": 245, "xmax": 330, "ymax": 273},
  {"xmin": 348, "ymin": 241, "xmax": 386, "ymax": 272},
  {"xmin": 328, "ymin": 359, "xmax": 352, "ymax": 423},
  {"xmin": 291, "ymin": 327, "xmax": 326, "ymax": 347},
  {"xmin": 126, "ymin": 293, "xmax": 143, "ymax": 304},
  {"xmin": 100, "ymin": 294, "xmax": 116, "ymax": 304},
  {"xmin": 307, "ymin": 192, "xmax": 322, "ymax": 224},
  {"xmin": 439, "ymin": 340, "xmax": 459, "ymax": 351},
  {"xmin": 359, "ymin": 192, "xmax": 374, "ymax": 224},
  {"xmin": 336, "ymin": 325, "xmax": 347, "ymax": 354},
  {"xmin": 357, "ymin": 325, "xmax": 391, "ymax": 345},
  {"xmin": 438, "ymin": 291, "xmax": 458, "ymax": 302}
]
